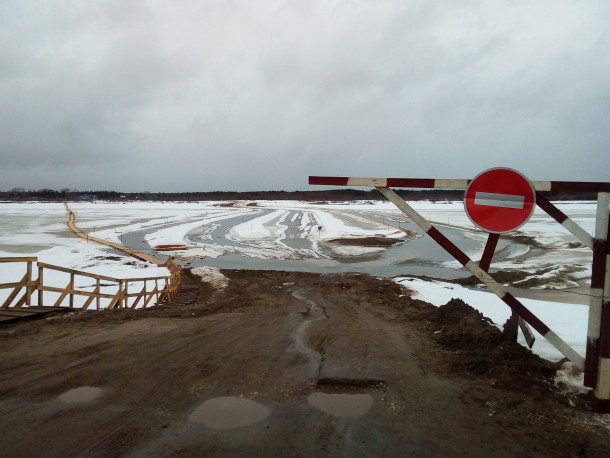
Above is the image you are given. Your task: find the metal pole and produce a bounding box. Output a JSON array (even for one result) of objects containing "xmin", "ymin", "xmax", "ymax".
[
  {"xmin": 479, "ymin": 233, "xmax": 500, "ymax": 272},
  {"xmin": 585, "ymin": 193, "xmax": 609, "ymax": 388},
  {"xmin": 593, "ymin": 194, "xmax": 610, "ymax": 412}
]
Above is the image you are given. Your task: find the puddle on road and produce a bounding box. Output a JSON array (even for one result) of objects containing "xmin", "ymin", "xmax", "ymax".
[
  {"xmin": 189, "ymin": 396, "xmax": 270, "ymax": 430},
  {"xmin": 308, "ymin": 392, "xmax": 374, "ymax": 418},
  {"xmin": 58, "ymin": 386, "xmax": 102, "ymax": 403}
]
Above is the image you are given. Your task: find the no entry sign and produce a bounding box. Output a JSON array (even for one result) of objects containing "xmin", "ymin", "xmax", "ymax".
[{"xmin": 464, "ymin": 168, "xmax": 536, "ymax": 233}]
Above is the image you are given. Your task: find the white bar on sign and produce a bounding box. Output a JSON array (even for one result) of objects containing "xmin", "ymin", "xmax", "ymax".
[{"xmin": 474, "ymin": 192, "xmax": 525, "ymax": 209}]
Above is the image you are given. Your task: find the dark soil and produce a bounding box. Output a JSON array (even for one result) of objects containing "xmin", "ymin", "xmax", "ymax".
[{"xmin": 0, "ymin": 270, "xmax": 608, "ymax": 457}]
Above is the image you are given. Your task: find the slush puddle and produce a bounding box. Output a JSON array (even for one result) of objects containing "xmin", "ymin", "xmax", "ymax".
[
  {"xmin": 308, "ymin": 392, "xmax": 374, "ymax": 418},
  {"xmin": 189, "ymin": 396, "xmax": 270, "ymax": 430},
  {"xmin": 58, "ymin": 386, "xmax": 102, "ymax": 403}
]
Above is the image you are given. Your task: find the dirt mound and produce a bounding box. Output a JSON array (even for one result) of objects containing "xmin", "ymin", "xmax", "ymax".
[
  {"xmin": 429, "ymin": 299, "xmax": 501, "ymax": 351},
  {"xmin": 400, "ymin": 297, "xmax": 561, "ymax": 392},
  {"xmin": 453, "ymin": 269, "xmax": 532, "ymax": 286}
]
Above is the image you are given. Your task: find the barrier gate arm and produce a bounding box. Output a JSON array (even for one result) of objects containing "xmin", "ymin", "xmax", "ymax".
[
  {"xmin": 309, "ymin": 176, "xmax": 610, "ymax": 192},
  {"xmin": 374, "ymin": 186, "xmax": 584, "ymax": 369},
  {"xmin": 310, "ymin": 176, "xmax": 607, "ymax": 251}
]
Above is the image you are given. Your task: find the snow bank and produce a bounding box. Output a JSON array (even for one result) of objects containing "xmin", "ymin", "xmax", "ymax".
[{"xmin": 191, "ymin": 267, "xmax": 229, "ymax": 291}]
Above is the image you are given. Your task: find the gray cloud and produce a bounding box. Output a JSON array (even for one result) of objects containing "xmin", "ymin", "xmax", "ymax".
[{"xmin": 1, "ymin": 0, "xmax": 608, "ymax": 192}]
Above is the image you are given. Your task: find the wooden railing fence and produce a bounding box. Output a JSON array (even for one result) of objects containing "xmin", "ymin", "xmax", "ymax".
[{"xmin": 1, "ymin": 257, "xmax": 181, "ymax": 310}]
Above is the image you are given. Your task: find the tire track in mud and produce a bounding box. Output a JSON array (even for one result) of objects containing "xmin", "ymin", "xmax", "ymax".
[{"xmin": 291, "ymin": 288, "xmax": 328, "ymax": 381}]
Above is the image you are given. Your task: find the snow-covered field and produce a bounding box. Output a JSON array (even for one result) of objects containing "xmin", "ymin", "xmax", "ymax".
[{"xmin": 0, "ymin": 200, "xmax": 599, "ymax": 367}]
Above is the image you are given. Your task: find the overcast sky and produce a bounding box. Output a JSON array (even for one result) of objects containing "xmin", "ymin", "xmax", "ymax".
[{"xmin": 1, "ymin": 1, "xmax": 608, "ymax": 192}]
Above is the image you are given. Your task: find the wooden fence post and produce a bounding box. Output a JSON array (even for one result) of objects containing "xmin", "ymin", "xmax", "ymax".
[
  {"xmin": 69, "ymin": 273, "xmax": 75, "ymax": 309},
  {"xmin": 96, "ymin": 278, "xmax": 101, "ymax": 310},
  {"xmin": 38, "ymin": 265, "xmax": 44, "ymax": 307},
  {"xmin": 25, "ymin": 260, "xmax": 32, "ymax": 306},
  {"xmin": 120, "ymin": 280, "xmax": 126, "ymax": 308}
]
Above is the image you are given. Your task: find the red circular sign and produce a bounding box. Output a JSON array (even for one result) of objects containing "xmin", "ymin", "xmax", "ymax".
[{"xmin": 464, "ymin": 168, "xmax": 536, "ymax": 233}]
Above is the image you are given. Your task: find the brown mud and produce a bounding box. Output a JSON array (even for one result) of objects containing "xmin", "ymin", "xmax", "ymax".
[
  {"xmin": 327, "ymin": 236, "xmax": 403, "ymax": 247},
  {"xmin": 0, "ymin": 269, "xmax": 608, "ymax": 457}
]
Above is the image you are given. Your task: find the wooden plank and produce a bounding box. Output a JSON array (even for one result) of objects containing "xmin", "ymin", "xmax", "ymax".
[
  {"xmin": 0, "ymin": 310, "xmax": 40, "ymax": 317},
  {"xmin": 80, "ymin": 284, "xmax": 98, "ymax": 311},
  {"xmin": 26, "ymin": 261, "xmax": 32, "ymax": 306},
  {"xmin": 131, "ymin": 284, "xmax": 146, "ymax": 309},
  {"xmin": 36, "ymin": 262, "xmax": 169, "ymax": 283},
  {"xmin": 40, "ymin": 286, "xmax": 120, "ymax": 300},
  {"xmin": 52, "ymin": 281, "xmax": 71, "ymax": 307},
  {"xmin": 0, "ymin": 257, "xmax": 38, "ymax": 263},
  {"xmin": 38, "ymin": 266, "xmax": 44, "ymax": 308},
  {"xmin": 37, "ymin": 262, "xmax": 121, "ymax": 282},
  {"xmin": 107, "ymin": 297, "xmax": 119, "ymax": 310},
  {"xmin": 69, "ymin": 273, "xmax": 75, "ymax": 308},
  {"xmin": 96, "ymin": 279, "xmax": 100, "ymax": 310},
  {"xmin": 0, "ymin": 281, "xmax": 35, "ymax": 290},
  {"xmin": 0, "ymin": 307, "xmax": 69, "ymax": 324},
  {"xmin": 143, "ymin": 286, "xmax": 158, "ymax": 308},
  {"xmin": 1, "ymin": 273, "xmax": 28, "ymax": 308}
]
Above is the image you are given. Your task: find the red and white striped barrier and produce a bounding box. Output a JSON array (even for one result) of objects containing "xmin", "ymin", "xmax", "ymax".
[
  {"xmin": 585, "ymin": 194, "xmax": 609, "ymax": 387},
  {"xmin": 309, "ymin": 176, "xmax": 601, "ymax": 249},
  {"xmin": 600, "ymin": 222, "xmax": 610, "ymax": 411},
  {"xmin": 535, "ymin": 193, "xmax": 594, "ymax": 249},
  {"xmin": 589, "ymin": 193, "xmax": 610, "ymax": 412},
  {"xmin": 310, "ymin": 174, "xmax": 610, "ymax": 411},
  {"xmin": 376, "ymin": 186, "xmax": 584, "ymax": 368},
  {"xmin": 309, "ymin": 176, "xmax": 610, "ymax": 193}
]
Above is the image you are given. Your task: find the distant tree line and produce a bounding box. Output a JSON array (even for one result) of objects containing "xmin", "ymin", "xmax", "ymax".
[{"xmin": 0, "ymin": 187, "xmax": 599, "ymax": 202}]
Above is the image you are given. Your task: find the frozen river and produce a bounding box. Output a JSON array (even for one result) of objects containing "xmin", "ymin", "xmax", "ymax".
[
  {"xmin": 123, "ymin": 211, "xmax": 525, "ymax": 281},
  {"xmin": 0, "ymin": 200, "xmax": 595, "ymax": 288},
  {"xmin": 0, "ymin": 200, "xmax": 599, "ymax": 362}
]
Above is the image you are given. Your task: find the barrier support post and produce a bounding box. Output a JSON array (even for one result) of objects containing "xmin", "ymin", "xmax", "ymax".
[
  {"xmin": 376, "ymin": 186, "xmax": 584, "ymax": 368},
  {"xmin": 585, "ymin": 193, "xmax": 609, "ymax": 389},
  {"xmin": 594, "ymin": 199, "xmax": 610, "ymax": 412}
]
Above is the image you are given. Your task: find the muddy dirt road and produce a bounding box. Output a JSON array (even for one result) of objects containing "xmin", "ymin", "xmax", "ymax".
[{"xmin": 0, "ymin": 270, "xmax": 609, "ymax": 457}]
